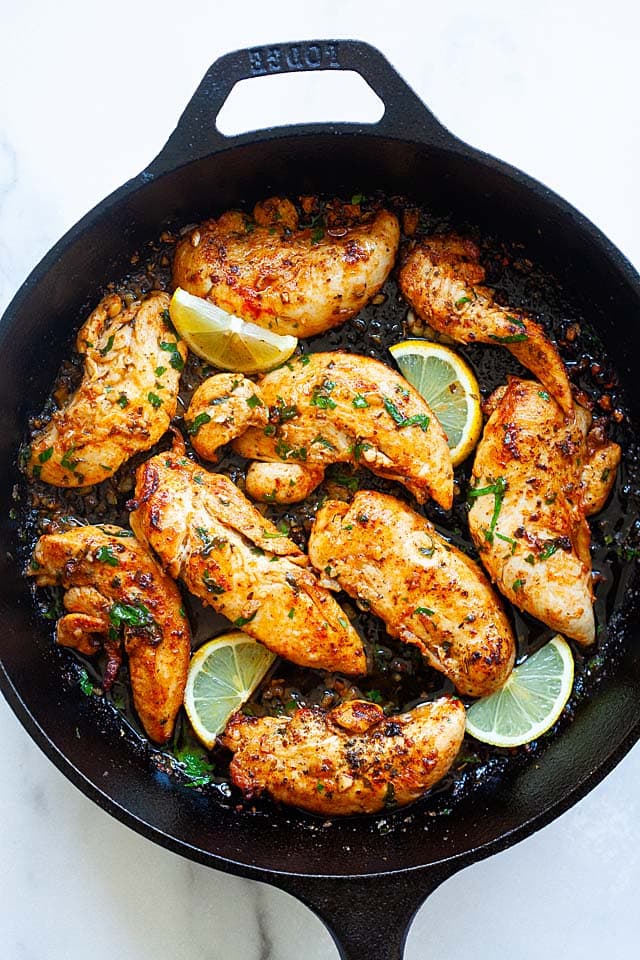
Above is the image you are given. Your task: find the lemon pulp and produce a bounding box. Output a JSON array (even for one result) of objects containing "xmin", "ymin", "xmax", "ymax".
[{"xmin": 389, "ymin": 340, "xmax": 482, "ymax": 466}]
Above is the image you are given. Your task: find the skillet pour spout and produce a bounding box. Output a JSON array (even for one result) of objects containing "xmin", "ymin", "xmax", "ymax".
[{"xmin": 2, "ymin": 38, "xmax": 640, "ymax": 960}]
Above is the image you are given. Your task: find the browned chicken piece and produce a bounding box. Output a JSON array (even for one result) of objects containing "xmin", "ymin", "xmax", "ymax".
[
  {"xmin": 172, "ymin": 198, "xmax": 400, "ymax": 338},
  {"xmin": 399, "ymin": 235, "xmax": 574, "ymax": 414},
  {"xmin": 222, "ymin": 696, "xmax": 466, "ymax": 815},
  {"xmin": 129, "ymin": 440, "xmax": 366, "ymax": 675},
  {"xmin": 245, "ymin": 461, "xmax": 326, "ymax": 505},
  {"xmin": 28, "ymin": 292, "xmax": 187, "ymax": 487},
  {"xmin": 468, "ymin": 379, "xmax": 619, "ymax": 645},
  {"xmin": 232, "ymin": 352, "xmax": 454, "ymax": 509},
  {"xmin": 28, "ymin": 524, "xmax": 190, "ymax": 743},
  {"xmin": 308, "ymin": 491, "xmax": 515, "ymax": 697},
  {"xmin": 185, "ymin": 374, "xmax": 267, "ymax": 462},
  {"xmin": 582, "ymin": 428, "xmax": 622, "ymax": 515}
]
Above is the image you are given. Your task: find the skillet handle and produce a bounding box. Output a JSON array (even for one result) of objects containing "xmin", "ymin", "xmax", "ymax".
[
  {"xmin": 273, "ymin": 865, "xmax": 456, "ymax": 959},
  {"xmin": 145, "ymin": 39, "xmax": 454, "ymax": 177}
]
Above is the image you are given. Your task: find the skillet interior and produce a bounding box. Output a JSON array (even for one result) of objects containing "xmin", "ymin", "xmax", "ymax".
[{"xmin": 2, "ymin": 132, "xmax": 640, "ymax": 881}]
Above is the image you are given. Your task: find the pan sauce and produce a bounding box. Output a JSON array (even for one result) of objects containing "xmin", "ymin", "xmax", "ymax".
[{"xmin": 16, "ymin": 195, "xmax": 640, "ymax": 822}]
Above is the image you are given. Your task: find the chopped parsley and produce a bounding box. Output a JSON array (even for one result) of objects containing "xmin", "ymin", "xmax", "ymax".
[
  {"xmin": 538, "ymin": 542, "xmax": 559, "ymax": 561},
  {"xmin": 488, "ymin": 324, "xmax": 528, "ymax": 343},
  {"xmin": 202, "ymin": 571, "xmax": 225, "ymax": 595},
  {"xmin": 160, "ymin": 340, "xmax": 185, "ymax": 371},
  {"xmin": 298, "ymin": 354, "xmax": 311, "ymax": 365},
  {"xmin": 494, "ymin": 531, "xmax": 517, "ymax": 554},
  {"xmin": 174, "ymin": 746, "xmax": 215, "ymax": 787},
  {"xmin": 234, "ymin": 612, "xmax": 257, "ymax": 628},
  {"xmin": 310, "ymin": 379, "xmax": 337, "ymax": 410},
  {"xmin": 188, "ymin": 412, "xmax": 211, "ymax": 435},
  {"xmin": 155, "ymin": 366, "xmax": 167, "ymax": 377},
  {"xmin": 109, "ymin": 601, "xmax": 155, "ymax": 632},
  {"xmin": 538, "ymin": 390, "xmax": 551, "ymax": 402},
  {"xmin": 352, "ymin": 394, "xmax": 369, "ymax": 408},
  {"xmin": 100, "ymin": 334, "xmax": 115, "ymax": 356},
  {"xmin": 338, "ymin": 617, "xmax": 349, "ymax": 629},
  {"xmin": 147, "ymin": 391, "xmax": 163, "ymax": 409},
  {"xmin": 414, "ymin": 607, "xmax": 435, "ymax": 616},
  {"xmin": 351, "ymin": 193, "xmax": 365, "ymax": 205},
  {"xmin": 311, "ymin": 434, "xmax": 337, "ymax": 450},
  {"xmin": 383, "ymin": 397, "xmax": 430, "ymax": 431},
  {"xmin": 468, "ymin": 476, "xmax": 507, "ymax": 543},
  {"xmin": 352, "ymin": 440, "xmax": 373, "ymax": 461},
  {"xmin": 95, "ymin": 545, "xmax": 119, "ymax": 567},
  {"xmin": 272, "ymin": 397, "xmax": 299, "ymax": 422},
  {"xmin": 78, "ymin": 669, "xmax": 94, "ymax": 696},
  {"xmin": 366, "ymin": 688, "xmax": 384, "ymax": 704},
  {"xmin": 116, "ymin": 393, "xmax": 129, "ymax": 408},
  {"xmin": 60, "ymin": 447, "xmax": 80, "ymax": 472},
  {"xmin": 246, "ymin": 394, "xmax": 263, "ymax": 409},
  {"xmin": 512, "ymin": 579, "xmax": 525, "ymax": 592},
  {"xmin": 38, "ymin": 447, "xmax": 54, "ymax": 464},
  {"xmin": 195, "ymin": 527, "xmax": 226, "ymax": 556},
  {"xmin": 455, "ymin": 296, "xmax": 471, "ymax": 307},
  {"xmin": 263, "ymin": 424, "xmax": 276, "ymax": 437},
  {"xmin": 287, "ymin": 608, "xmax": 295, "ymax": 619}
]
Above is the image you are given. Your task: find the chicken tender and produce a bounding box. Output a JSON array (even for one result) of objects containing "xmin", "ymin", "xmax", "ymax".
[
  {"xmin": 308, "ymin": 491, "xmax": 515, "ymax": 697},
  {"xmin": 399, "ymin": 235, "xmax": 573, "ymax": 414},
  {"xmin": 129, "ymin": 440, "xmax": 366, "ymax": 675},
  {"xmin": 468, "ymin": 379, "xmax": 619, "ymax": 644},
  {"xmin": 222, "ymin": 696, "xmax": 466, "ymax": 815},
  {"xmin": 28, "ymin": 524, "xmax": 190, "ymax": 743},
  {"xmin": 172, "ymin": 199, "xmax": 400, "ymax": 338},
  {"xmin": 232, "ymin": 352, "xmax": 453, "ymax": 508},
  {"xmin": 186, "ymin": 373, "xmax": 267, "ymax": 462},
  {"xmin": 28, "ymin": 293, "xmax": 187, "ymax": 487}
]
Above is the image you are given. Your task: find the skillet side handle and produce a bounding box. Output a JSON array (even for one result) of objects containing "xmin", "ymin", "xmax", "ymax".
[
  {"xmin": 274, "ymin": 866, "xmax": 457, "ymax": 960},
  {"xmin": 145, "ymin": 39, "xmax": 454, "ymax": 177}
]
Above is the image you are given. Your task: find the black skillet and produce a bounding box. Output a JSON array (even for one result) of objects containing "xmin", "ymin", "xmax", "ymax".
[{"xmin": 2, "ymin": 39, "xmax": 640, "ymax": 960}]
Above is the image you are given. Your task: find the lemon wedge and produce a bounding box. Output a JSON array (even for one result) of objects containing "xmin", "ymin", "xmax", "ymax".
[
  {"xmin": 465, "ymin": 635, "xmax": 574, "ymax": 747},
  {"xmin": 389, "ymin": 340, "xmax": 482, "ymax": 466},
  {"xmin": 184, "ymin": 631, "xmax": 276, "ymax": 748},
  {"xmin": 170, "ymin": 287, "xmax": 297, "ymax": 374}
]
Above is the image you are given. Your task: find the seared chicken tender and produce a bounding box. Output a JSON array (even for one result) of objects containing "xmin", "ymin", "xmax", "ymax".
[
  {"xmin": 308, "ymin": 491, "xmax": 515, "ymax": 697},
  {"xmin": 172, "ymin": 199, "xmax": 400, "ymax": 338},
  {"xmin": 28, "ymin": 524, "xmax": 190, "ymax": 743},
  {"xmin": 223, "ymin": 697, "xmax": 466, "ymax": 815},
  {"xmin": 28, "ymin": 293, "xmax": 187, "ymax": 487},
  {"xmin": 469, "ymin": 379, "xmax": 619, "ymax": 645},
  {"xmin": 399, "ymin": 235, "xmax": 573, "ymax": 414},
  {"xmin": 186, "ymin": 374, "xmax": 268, "ymax": 462},
  {"xmin": 232, "ymin": 352, "xmax": 453, "ymax": 509},
  {"xmin": 129, "ymin": 442, "xmax": 366, "ymax": 675}
]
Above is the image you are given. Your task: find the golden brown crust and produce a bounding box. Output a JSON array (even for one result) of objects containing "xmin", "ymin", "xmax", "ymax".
[
  {"xmin": 222, "ymin": 697, "xmax": 466, "ymax": 815},
  {"xmin": 308, "ymin": 490, "xmax": 515, "ymax": 697},
  {"xmin": 28, "ymin": 524, "xmax": 190, "ymax": 743},
  {"xmin": 233, "ymin": 352, "xmax": 453, "ymax": 508},
  {"xmin": 399, "ymin": 235, "xmax": 573, "ymax": 414},
  {"xmin": 28, "ymin": 293, "xmax": 186, "ymax": 487},
  {"xmin": 468, "ymin": 379, "xmax": 608, "ymax": 644},
  {"xmin": 129, "ymin": 451, "xmax": 366, "ymax": 675},
  {"xmin": 172, "ymin": 203, "xmax": 400, "ymax": 338}
]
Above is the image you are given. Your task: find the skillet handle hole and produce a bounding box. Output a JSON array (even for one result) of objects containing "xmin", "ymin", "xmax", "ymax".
[{"xmin": 215, "ymin": 71, "xmax": 385, "ymax": 136}]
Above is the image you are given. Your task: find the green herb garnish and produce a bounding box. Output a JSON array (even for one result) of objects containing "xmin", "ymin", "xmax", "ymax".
[
  {"xmin": 160, "ymin": 340, "xmax": 185, "ymax": 370},
  {"xmin": 147, "ymin": 392, "xmax": 163, "ymax": 409},
  {"xmin": 383, "ymin": 397, "xmax": 430, "ymax": 431},
  {"xmin": 246, "ymin": 394, "xmax": 263, "ymax": 409},
  {"xmin": 188, "ymin": 412, "xmax": 211, "ymax": 435},
  {"xmin": 95, "ymin": 545, "xmax": 119, "ymax": 567},
  {"xmin": 352, "ymin": 394, "xmax": 369, "ymax": 408}
]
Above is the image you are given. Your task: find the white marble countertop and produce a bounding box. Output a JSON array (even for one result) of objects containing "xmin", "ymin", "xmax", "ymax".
[{"xmin": 2, "ymin": 2, "xmax": 640, "ymax": 957}]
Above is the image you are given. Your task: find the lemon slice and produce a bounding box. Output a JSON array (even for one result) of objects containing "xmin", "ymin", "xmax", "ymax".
[
  {"xmin": 465, "ymin": 635, "xmax": 574, "ymax": 747},
  {"xmin": 389, "ymin": 340, "xmax": 482, "ymax": 466},
  {"xmin": 170, "ymin": 287, "xmax": 297, "ymax": 374},
  {"xmin": 184, "ymin": 631, "xmax": 276, "ymax": 748}
]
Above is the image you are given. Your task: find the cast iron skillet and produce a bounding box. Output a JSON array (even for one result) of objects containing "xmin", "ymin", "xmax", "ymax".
[{"xmin": 2, "ymin": 39, "xmax": 640, "ymax": 959}]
